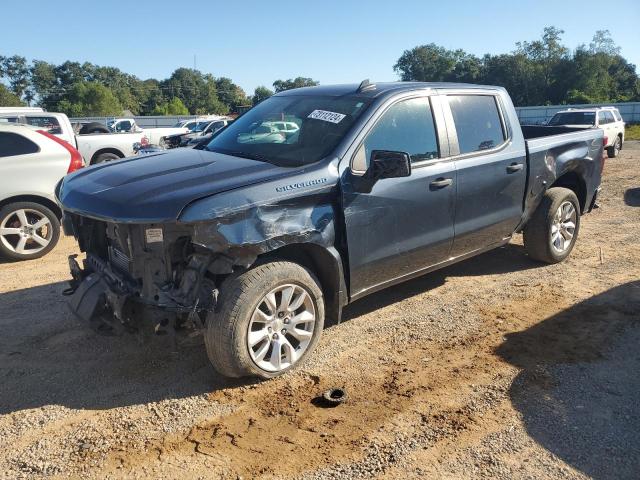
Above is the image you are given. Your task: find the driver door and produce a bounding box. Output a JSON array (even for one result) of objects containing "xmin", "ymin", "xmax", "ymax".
[{"xmin": 341, "ymin": 96, "xmax": 457, "ymax": 299}]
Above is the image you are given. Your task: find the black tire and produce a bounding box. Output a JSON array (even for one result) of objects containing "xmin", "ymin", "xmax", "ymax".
[
  {"xmin": 0, "ymin": 201, "xmax": 60, "ymax": 261},
  {"xmin": 205, "ymin": 261, "xmax": 325, "ymax": 379},
  {"xmin": 79, "ymin": 122, "xmax": 110, "ymax": 134},
  {"xmin": 92, "ymin": 152, "xmax": 120, "ymax": 164},
  {"xmin": 523, "ymin": 187, "xmax": 581, "ymax": 264},
  {"xmin": 607, "ymin": 135, "xmax": 622, "ymax": 158}
]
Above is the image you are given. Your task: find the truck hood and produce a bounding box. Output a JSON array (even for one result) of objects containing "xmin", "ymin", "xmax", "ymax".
[{"xmin": 58, "ymin": 149, "xmax": 292, "ymax": 223}]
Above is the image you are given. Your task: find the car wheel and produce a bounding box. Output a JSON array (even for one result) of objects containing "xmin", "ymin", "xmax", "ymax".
[
  {"xmin": 204, "ymin": 261, "xmax": 325, "ymax": 379},
  {"xmin": 607, "ymin": 136, "xmax": 621, "ymax": 158},
  {"xmin": 0, "ymin": 202, "xmax": 60, "ymax": 261},
  {"xmin": 79, "ymin": 122, "xmax": 110, "ymax": 134},
  {"xmin": 92, "ymin": 152, "xmax": 120, "ymax": 164},
  {"xmin": 523, "ymin": 187, "xmax": 580, "ymax": 264}
]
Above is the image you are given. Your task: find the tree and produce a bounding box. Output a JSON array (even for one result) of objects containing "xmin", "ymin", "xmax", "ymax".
[
  {"xmin": 137, "ymin": 79, "xmax": 166, "ymax": 116},
  {"xmin": 0, "ymin": 83, "xmax": 24, "ymax": 106},
  {"xmin": 393, "ymin": 44, "xmax": 461, "ymax": 82},
  {"xmin": 589, "ymin": 30, "xmax": 621, "ymax": 55},
  {"xmin": 252, "ymin": 86, "xmax": 274, "ymax": 105},
  {"xmin": 1, "ymin": 55, "xmax": 31, "ymax": 102},
  {"xmin": 151, "ymin": 97, "xmax": 189, "ymax": 115},
  {"xmin": 162, "ymin": 68, "xmax": 227, "ymax": 114},
  {"xmin": 272, "ymin": 77, "xmax": 319, "ymax": 92},
  {"xmin": 55, "ymin": 81, "xmax": 122, "ymax": 116},
  {"xmin": 215, "ymin": 77, "xmax": 249, "ymax": 111}
]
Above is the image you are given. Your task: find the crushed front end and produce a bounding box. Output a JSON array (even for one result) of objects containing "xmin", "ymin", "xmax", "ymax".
[{"xmin": 63, "ymin": 213, "xmax": 217, "ymax": 338}]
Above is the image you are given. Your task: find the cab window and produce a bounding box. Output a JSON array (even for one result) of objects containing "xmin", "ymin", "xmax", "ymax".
[
  {"xmin": 353, "ymin": 97, "xmax": 439, "ymax": 171},
  {"xmin": 448, "ymin": 95, "xmax": 505, "ymax": 154},
  {"xmin": 25, "ymin": 116, "xmax": 62, "ymax": 135}
]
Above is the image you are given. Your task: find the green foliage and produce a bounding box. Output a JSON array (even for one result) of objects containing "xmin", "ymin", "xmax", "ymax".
[
  {"xmin": 252, "ymin": 86, "xmax": 274, "ymax": 105},
  {"xmin": 151, "ymin": 97, "xmax": 189, "ymax": 116},
  {"xmin": 1, "ymin": 55, "xmax": 32, "ymax": 103},
  {"xmin": 625, "ymin": 124, "xmax": 640, "ymax": 141},
  {"xmin": 2, "ymin": 26, "xmax": 638, "ymax": 116},
  {"xmin": 0, "ymin": 83, "xmax": 24, "ymax": 106},
  {"xmin": 394, "ymin": 27, "xmax": 639, "ymax": 107},
  {"xmin": 55, "ymin": 81, "xmax": 122, "ymax": 116},
  {"xmin": 272, "ymin": 77, "xmax": 319, "ymax": 93},
  {"xmin": 215, "ymin": 77, "xmax": 249, "ymax": 111}
]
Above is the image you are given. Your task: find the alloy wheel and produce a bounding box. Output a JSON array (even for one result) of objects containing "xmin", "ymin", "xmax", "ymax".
[
  {"xmin": 0, "ymin": 208, "xmax": 52, "ymax": 256},
  {"xmin": 247, "ymin": 283, "xmax": 316, "ymax": 372},
  {"xmin": 550, "ymin": 201, "xmax": 577, "ymax": 254}
]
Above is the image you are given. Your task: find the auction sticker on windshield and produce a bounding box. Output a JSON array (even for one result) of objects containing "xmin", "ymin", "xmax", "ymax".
[{"xmin": 308, "ymin": 110, "xmax": 346, "ymax": 124}]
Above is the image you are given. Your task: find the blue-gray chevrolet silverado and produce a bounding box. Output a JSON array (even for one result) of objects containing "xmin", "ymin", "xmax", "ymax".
[{"xmin": 57, "ymin": 81, "xmax": 604, "ymax": 378}]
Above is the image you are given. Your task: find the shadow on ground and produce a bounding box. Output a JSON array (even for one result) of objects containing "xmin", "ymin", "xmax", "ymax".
[
  {"xmin": 0, "ymin": 242, "xmax": 540, "ymax": 414},
  {"xmin": 496, "ymin": 281, "xmax": 640, "ymax": 480},
  {"xmin": 624, "ymin": 187, "xmax": 640, "ymax": 207},
  {"xmin": 0, "ymin": 281, "xmax": 253, "ymax": 414},
  {"xmin": 343, "ymin": 242, "xmax": 539, "ymax": 321}
]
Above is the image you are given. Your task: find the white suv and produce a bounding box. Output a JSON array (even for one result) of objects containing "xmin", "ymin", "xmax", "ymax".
[
  {"xmin": 548, "ymin": 107, "xmax": 625, "ymax": 158},
  {"xmin": 0, "ymin": 123, "xmax": 84, "ymax": 260}
]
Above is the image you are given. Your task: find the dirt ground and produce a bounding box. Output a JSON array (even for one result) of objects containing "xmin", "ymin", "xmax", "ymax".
[{"xmin": 1, "ymin": 143, "xmax": 639, "ymax": 480}]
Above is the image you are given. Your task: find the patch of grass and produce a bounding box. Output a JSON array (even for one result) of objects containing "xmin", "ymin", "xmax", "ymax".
[{"xmin": 625, "ymin": 124, "xmax": 640, "ymax": 141}]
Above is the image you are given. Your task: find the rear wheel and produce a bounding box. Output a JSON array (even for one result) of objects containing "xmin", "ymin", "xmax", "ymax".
[
  {"xmin": 0, "ymin": 202, "xmax": 60, "ymax": 261},
  {"xmin": 204, "ymin": 261, "xmax": 325, "ymax": 379},
  {"xmin": 92, "ymin": 152, "xmax": 120, "ymax": 164},
  {"xmin": 79, "ymin": 122, "xmax": 110, "ymax": 134},
  {"xmin": 523, "ymin": 187, "xmax": 580, "ymax": 264},
  {"xmin": 607, "ymin": 136, "xmax": 621, "ymax": 158}
]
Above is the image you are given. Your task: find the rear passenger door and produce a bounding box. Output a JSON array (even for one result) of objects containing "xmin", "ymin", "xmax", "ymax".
[{"xmin": 444, "ymin": 94, "xmax": 527, "ymax": 257}]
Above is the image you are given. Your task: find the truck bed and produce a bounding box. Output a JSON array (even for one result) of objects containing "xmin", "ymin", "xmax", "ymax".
[{"xmin": 519, "ymin": 125, "xmax": 603, "ymax": 229}]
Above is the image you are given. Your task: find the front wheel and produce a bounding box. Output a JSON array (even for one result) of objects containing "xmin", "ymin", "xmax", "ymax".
[
  {"xmin": 523, "ymin": 187, "xmax": 580, "ymax": 264},
  {"xmin": 204, "ymin": 261, "xmax": 325, "ymax": 379}
]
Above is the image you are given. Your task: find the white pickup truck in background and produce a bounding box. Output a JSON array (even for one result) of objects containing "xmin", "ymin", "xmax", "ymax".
[
  {"xmin": 0, "ymin": 110, "xmax": 146, "ymax": 164},
  {"xmin": 106, "ymin": 118, "xmax": 188, "ymax": 146}
]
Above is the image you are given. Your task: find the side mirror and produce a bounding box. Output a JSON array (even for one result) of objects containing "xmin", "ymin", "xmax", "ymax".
[
  {"xmin": 370, "ymin": 150, "xmax": 411, "ymax": 179},
  {"xmin": 350, "ymin": 150, "xmax": 412, "ymax": 193}
]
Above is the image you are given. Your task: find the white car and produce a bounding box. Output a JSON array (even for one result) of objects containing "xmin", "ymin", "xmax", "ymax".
[
  {"xmin": 237, "ymin": 123, "xmax": 287, "ymax": 144},
  {"xmin": 0, "ymin": 111, "xmax": 146, "ymax": 164},
  {"xmin": 107, "ymin": 118, "xmax": 189, "ymax": 146},
  {"xmin": 174, "ymin": 116, "xmax": 223, "ymax": 132},
  {"xmin": 0, "ymin": 123, "xmax": 84, "ymax": 260},
  {"xmin": 547, "ymin": 107, "xmax": 625, "ymax": 158}
]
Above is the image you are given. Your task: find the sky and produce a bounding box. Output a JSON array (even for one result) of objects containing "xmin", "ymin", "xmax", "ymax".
[{"xmin": 2, "ymin": 0, "xmax": 639, "ymax": 95}]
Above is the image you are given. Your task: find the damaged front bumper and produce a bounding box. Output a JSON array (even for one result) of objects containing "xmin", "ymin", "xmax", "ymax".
[
  {"xmin": 65, "ymin": 253, "xmax": 212, "ymax": 336},
  {"xmin": 63, "ymin": 216, "xmax": 217, "ymax": 337}
]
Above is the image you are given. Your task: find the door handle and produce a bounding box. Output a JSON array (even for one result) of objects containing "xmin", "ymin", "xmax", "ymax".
[
  {"xmin": 506, "ymin": 163, "xmax": 524, "ymax": 173},
  {"xmin": 429, "ymin": 178, "xmax": 453, "ymax": 189}
]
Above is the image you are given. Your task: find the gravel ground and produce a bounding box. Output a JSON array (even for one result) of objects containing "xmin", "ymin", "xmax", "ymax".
[{"xmin": 0, "ymin": 142, "xmax": 639, "ymax": 479}]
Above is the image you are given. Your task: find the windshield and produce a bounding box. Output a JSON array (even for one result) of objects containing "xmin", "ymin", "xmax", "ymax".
[
  {"xmin": 548, "ymin": 112, "xmax": 596, "ymax": 126},
  {"xmin": 205, "ymin": 94, "xmax": 372, "ymax": 166},
  {"xmin": 193, "ymin": 121, "xmax": 211, "ymax": 132}
]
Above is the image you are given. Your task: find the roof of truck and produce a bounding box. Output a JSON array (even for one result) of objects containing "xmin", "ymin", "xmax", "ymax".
[
  {"xmin": 276, "ymin": 81, "xmax": 503, "ymax": 98},
  {"xmin": 555, "ymin": 106, "xmax": 620, "ymax": 113}
]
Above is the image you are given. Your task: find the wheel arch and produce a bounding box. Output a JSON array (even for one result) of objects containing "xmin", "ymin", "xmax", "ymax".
[
  {"xmin": 0, "ymin": 195, "xmax": 62, "ymax": 219},
  {"xmin": 259, "ymin": 242, "xmax": 348, "ymax": 326},
  {"xmin": 551, "ymin": 171, "xmax": 587, "ymax": 213},
  {"xmin": 90, "ymin": 148, "xmax": 124, "ymax": 164}
]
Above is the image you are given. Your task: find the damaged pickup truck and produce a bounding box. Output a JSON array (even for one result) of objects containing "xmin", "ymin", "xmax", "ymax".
[{"xmin": 57, "ymin": 81, "xmax": 604, "ymax": 378}]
